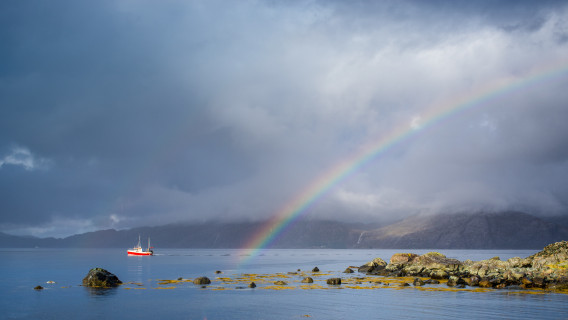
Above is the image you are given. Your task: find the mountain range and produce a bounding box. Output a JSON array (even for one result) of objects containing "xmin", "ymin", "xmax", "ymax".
[{"xmin": 2, "ymin": 211, "xmax": 567, "ymax": 249}]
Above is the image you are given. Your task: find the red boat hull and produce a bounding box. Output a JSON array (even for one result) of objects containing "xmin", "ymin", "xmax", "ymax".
[{"xmin": 127, "ymin": 250, "xmax": 153, "ymax": 256}]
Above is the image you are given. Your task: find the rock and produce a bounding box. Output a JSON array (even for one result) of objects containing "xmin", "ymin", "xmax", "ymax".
[
  {"xmin": 326, "ymin": 278, "xmax": 341, "ymax": 285},
  {"xmin": 399, "ymin": 282, "xmax": 410, "ymax": 287},
  {"xmin": 34, "ymin": 285, "xmax": 44, "ymax": 290},
  {"xmin": 82, "ymin": 268, "xmax": 122, "ymax": 288},
  {"xmin": 215, "ymin": 270, "xmax": 222, "ymax": 274},
  {"xmin": 343, "ymin": 268, "xmax": 354, "ymax": 273},
  {"xmin": 447, "ymin": 276, "xmax": 466, "ymax": 287},
  {"xmin": 249, "ymin": 282, "xmax": 257, "ymax": 288},
  {"xmin": 274, "ymin": 281, "xmax": 287, "ymax": 285},
  {"xmin": 430, "ymin": 270, "xmax": 449, "ymax": 279},
  {"xmin": 413, "ymin": 278, "xmax": 425, "ymax": 286},
  {"xmin": 478, "ymin": 279, "xmax": 492, "ymax": 288},
  {"xmin": 312, "ymin": 267, "xmax": 320, "ymax": 272},
  {"xmin": 301, "ymin": 277, "xmax": 314, "ymax": 283},
  {"xmin": 530, "ymin": 241, "xmax": 568, "ymax": 273},
  {"xmin": 193, "ymin": 276, "xmax": 211, "ymax": 285},
  {"xmin": 390, "ymin": 253, "xmax": 419, "ymax": 265},
  {"xmin": 465, "ymin": 275, "xmax": 480, "ymax": 286},
  {"xmin": 358, "ymin": 257, "xmax": 388, "ymax": 274},
  {"xmin": 425, "ymin": 279, "xmax": 440, "ymax": 284},
  {"xmin": 532, "ymin": 277, "xmax": 546, "ymax": 288}
]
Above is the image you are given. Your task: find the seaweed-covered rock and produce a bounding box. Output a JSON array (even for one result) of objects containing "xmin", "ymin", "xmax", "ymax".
[
  {"xmin": 312, "ymin": 267, "xmax": 320, "ymax": 272},
  {"xmin": 358, "ymin": 257, "xmax": 387, "ymax": 274},
  {"xmin": 301, "ymin": 277, "xmax": 314, "ymax": 283},
  {"xmin": 82, "ymin": 268, "xmax": 122, "ymax": 288},
  {"xmin": 326, "ymin": 278, "xmax": 341, "ymax": 285},
  {"xmin": 193, "ymin": 276, "xmax": 211, "ymax": 285},
  {"xmin": 274, "ymin": 281, "xmax": 287, "ymax": 285},
  {"xmin": 343, "ymin": 268, "xmax": 354, "ymax": 273}
]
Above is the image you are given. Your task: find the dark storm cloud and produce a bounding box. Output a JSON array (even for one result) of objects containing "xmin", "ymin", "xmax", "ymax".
[{"xmin": 1, "ymin": 0, "xmax": 568, "ymax": 236}]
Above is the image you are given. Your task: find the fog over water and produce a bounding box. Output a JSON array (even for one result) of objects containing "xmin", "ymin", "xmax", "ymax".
[{"xmin": 1, "ymin": 1, "xmax": 568, "ymax": 237}]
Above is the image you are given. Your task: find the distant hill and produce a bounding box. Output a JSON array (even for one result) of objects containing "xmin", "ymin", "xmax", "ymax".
[
  {"xmin": 356, "ymin": 211, "xmax": 568, "ymax": 249},
  {"xmin": 2, "ymin": 212, "xmax": 567, "ymax": 249}
]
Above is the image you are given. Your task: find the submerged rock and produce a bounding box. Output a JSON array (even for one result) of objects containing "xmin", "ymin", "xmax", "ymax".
[
  {"xmin": 249, "ymin": 282, "xmax": 257, "ymax": 288},
  {"xmin": 193, "ymin": 277, "xmax": 211, "ymax": 285},
  {"xmin": 82, "ymin": 268, "xmax": 122, "ymax": 288},
  {"xmin": 274, "ymin": 281, "xmax": 287, "ymax": 285},
  {"xmin": 413, "ymin": 278, "xmax": 425, "ymax": 286},
  {"xmin": 326, "ymin": 278, "xmax": 341, "ymax": 285},
  {"xmin": 34, "ymin": 285, "xmax": 44, "ymax": 290}
]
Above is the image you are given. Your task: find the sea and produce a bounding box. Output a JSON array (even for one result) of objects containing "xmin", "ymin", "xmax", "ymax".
[{"xmin": 1, "ymin": 248, "xmax": 567, "ymax": 319}]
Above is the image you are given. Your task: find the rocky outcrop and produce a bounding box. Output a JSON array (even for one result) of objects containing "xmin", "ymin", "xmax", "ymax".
[
  {"xmin": 359, "ymin": 241, "xmax": 568, "ymax": 290},
  {"xmin": 82, "ymin": 268, "xmax": 122, "ymax": 287}
]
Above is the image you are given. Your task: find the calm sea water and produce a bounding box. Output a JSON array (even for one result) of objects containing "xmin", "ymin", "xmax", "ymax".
[{"xmin": 1, "ymin": 248, "xmax": 567, "ymax": 319}]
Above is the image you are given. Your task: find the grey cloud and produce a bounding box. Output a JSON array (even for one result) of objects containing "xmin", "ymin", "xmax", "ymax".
[{"xmin": 1, "ymin": 1, "xmax": 568, "ymax": 237}]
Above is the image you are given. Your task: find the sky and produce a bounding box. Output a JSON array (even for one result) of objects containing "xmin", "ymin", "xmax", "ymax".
[{"xmin": 1, "ymin": 0, "xmax": 568, "ymax": 238}]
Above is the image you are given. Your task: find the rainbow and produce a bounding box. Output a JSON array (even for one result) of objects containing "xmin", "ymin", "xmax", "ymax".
[{"xmin": 239, "ymin": 58, "xmax": 568, "ymax": 263}]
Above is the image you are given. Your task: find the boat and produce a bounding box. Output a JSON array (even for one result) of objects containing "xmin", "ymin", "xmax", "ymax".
[{"xmin": 127, "ymin": 235, "xmax": 154, "ymax": 256}]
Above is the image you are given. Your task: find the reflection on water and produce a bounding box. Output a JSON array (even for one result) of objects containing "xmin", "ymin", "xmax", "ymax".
[{"xmin": 85, "ymin": 286, "xmax": 118, "ymax": 297}]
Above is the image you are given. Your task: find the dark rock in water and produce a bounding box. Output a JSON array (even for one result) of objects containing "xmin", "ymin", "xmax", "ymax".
[
  {"xmin": 235, "ymin": 286, "xmax": 245, "ymax": 289},
  {"xmin": 326, "ymin": 278, "xmax": 341, "ymax": 285},
  {"xmin": 447, "ymin": 276, "xmax": 466, "ymax": 287},
  {"xmin": 34, "ymin": 285, "xmax": 44, "ymax": 290},
  {"xmin": 425, "ymin": 279, "xmax": 440, "ymax": 284},
  {"xmin": 312, "ymin": 267, "xmax": 320, "ymax": 272},
  {"xmin": 274, "ymin": 281, "xmax": 287, "ymax": 285},
  {"xmin": 399, "ymin": 282, "xmax": 410, "ymax": 287},
  {"xmin": 532, "ymin": 277, "xmax": 546, "ymax": 288},
  {"xmin": 301, "ymin": 277, "xmax": 314, "ymax": 283},
  {"xmin": 82, "ymin": 268, "xmax": 122, "ymax": 288},
  {"xmin": 413, "ymin": 278, "xmax": 425, "ymax": 286},
  {"xmin": 343, "ymin": 268, "xmax": 354, "ymax": 273},
  {"xmin": 249, "ymin": 282, "xmax": 257, "ymax": 288},
  {"xmin": 193, "ymin": 276, "xmax": 211, "ymax": 285},
  {"xmin": 464, "ymin": 276, "xmax": 480, "ymax": 286},
  {"xmin": 455, "ymin": 284, "xmax": 466, "ymax": 288},
  {"xmin": 215, "ymin": 270, "xmax": 222, "ymax": 274}
]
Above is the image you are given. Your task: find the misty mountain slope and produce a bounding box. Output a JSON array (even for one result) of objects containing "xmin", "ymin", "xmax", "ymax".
[
  {"xmin": 357, "ymin": 212, "xmax": 568, "ymax": 249},
  {"xmin": 2, "ymin": 212, "xmax": 567, "ymax": 249}
]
